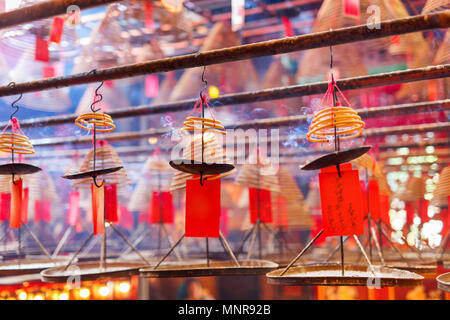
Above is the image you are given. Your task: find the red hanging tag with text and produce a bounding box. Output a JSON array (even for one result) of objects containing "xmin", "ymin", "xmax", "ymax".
[
  {"xmin": 49, "ymin": 17, "xmax": 65, "ymax": 44},
  {"xmin": 343, "ymin": 0, "xmax": 360, "ymax": 18},
  {"xmin": 281, "ymin": 16, "xmax": 293, "ymax": 37},
  {"xmin": 104, "ymin": 184, "xmax": 118, "ymax": 223},
  {"xmin": 379, "ymin": 194, "xmax": 390, "ymax": 224},
  {"xmin": 35, "ymin": 37, "xmax": 49, "ymax": 62},
  {"xmin": 120, "ymin": 206, "xmax": 134, "ymax": 230},
  {"xmin": 67, "ymin": 191, "xmax": 80, "ymax": 226},
  {"xmin": 368, "ymin": 180, "xmax": 381, "ymax": 221},
  {"xmin": 0, "ymin": 193, "xmax": 10, "ymax": 222},
  {"xmin": 42, "ymin": 200, "xmax": 51, "ymax": 223},
  {"xmin": 405, "ymin": 201, "xmax": 415, "ymax": 225},
  {"xmin": 161, "ymin": 191, "xmax": 174, "ymax": 224},
  {"xmin": 185, "ymin": 178, "xmax": 221, "ymax": 238},
  {"xmin": 418, "ymin": 199, "xmax": 429, "ymax": 223},
  {"xmin": 10, "ymin": 180, "xmax": 22, "ymax": 228},
  {"xmin": 145, "ymin": 75, "xmax": 159, "ymax": 98},
  {"xmin": 220, "ymin": 208, "xmax": 228, "ymax": 237},
  {"xmin": 319, "ymin": 163, "xmax": 364, "ymax": 237},
  {"xmin": 21, "ymin": 188, "xmax": 29, "ymax": 225},
  {"xmin": 249, "ymin": 188, "xmax": 272, "ymax": 224},
  {"xmin": 34, "ymin": 200, "xmax": 42, "ymax": 222},
  {"xmin": 149, "ymin": 191, "xmax": 160, "ymax": 224},
  {"xmin": 91, "ymin": 184, "xmax": 105, "ymax": 235},
  {"xmin": 273, "ymin": 195, "xmax": 288, "ymax": 226}
]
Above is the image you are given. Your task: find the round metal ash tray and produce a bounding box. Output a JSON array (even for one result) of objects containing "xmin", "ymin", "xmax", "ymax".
[
  {"xmin": 266, "ymin": 263, "xmax": 424, "ymax": 287},
  {"xmin": 40, "ymin": 261, "xmax": 148, "ymax": 283},
  {"xmin": 0, "ymin": 163, "xmax": 42, "ymax": 175},
  {"xmin": 62, "ymin": 166, "xmax": 123, "ymax": 180},
  {"xmin": 300, "ymin": 146, "xmax": 371, "ymax": 171},
  {"xmin": 436, "ymin": 272, "xmax": 450, "ymax": 293},
  {"xmin": 0, "ymin": 257, "xmax": 70, "ymax": 277},
  {"xmin": 169, "ymin": 159, "xmax": 234, "ymax": 175},
  {"xmin": 140, "ymin": 259, "xmax": 279, "ymax": 278}
]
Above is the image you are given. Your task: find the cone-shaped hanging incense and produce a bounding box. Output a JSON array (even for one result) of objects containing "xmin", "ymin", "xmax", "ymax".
[{"xmin": 432, "ymin": 166, "xmax": 450, "ymax": 207}]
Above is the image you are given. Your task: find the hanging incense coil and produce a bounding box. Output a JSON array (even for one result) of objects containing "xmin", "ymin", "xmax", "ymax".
[
  {"xmin": 434, "ymin": 29, "xmax": 449, "ymax": 65},
  {"xmin": 169, "ymin": 132, "xmax": 235, "ymax": 191},
  {"xmin": 75, "ymin": 112, "xmax": 115, "ymax": 132},
  {"xmin": 306, "ymin": 106, "xmax": 365, "ymax": 143},
  {"xmin": 397, "ymin": 176, "xmax": 426, "ymax": 202},
  {"xmin": 181, "ymin": 117, "xmax": 226, "ymax": 135},
  {"xmin": 235, "ymin": 153, "xmax": 281, "ymax": 193},
  {"xmin": 0, "ymin": 132, "xmax": 34, "ymax": 155},
  {"xmin": 422, "ymin": 0, "xmax": 450, "ymax": 14},
  {"xmin": 432, "ymin": 166, "xmax": 450, "ymax": 207}
]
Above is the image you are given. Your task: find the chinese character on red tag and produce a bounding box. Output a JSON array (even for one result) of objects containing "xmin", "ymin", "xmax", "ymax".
[
  {"xmin": 318, "ymin": 163, "xmax": 364, "ymax": 237},
  {"xmin": 249, "ymin": 188, "xmax": 272, "ymax": 224},
  {"xmin": 185, "ymin": 178, "xmax": 221, "ymax": 238}
]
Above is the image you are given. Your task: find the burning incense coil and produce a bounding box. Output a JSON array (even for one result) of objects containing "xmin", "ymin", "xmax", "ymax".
[
  {"xmin": 0, "ymin": 132, "xmax": 34, "ymax": 155},
  {"xmin": 306, "ymin": 106, "xmax": 365, "ymax": 143},
  {"xmin": 432, "ymin": 166, "xmax": 450, "ymax": 207},
  {"xmin": 75, "ymin": 112, "xmax": 115, "ymax": 132},
  {"xmin": 181, "ymin": 116, "xmax": 226, "ymax": 135}
]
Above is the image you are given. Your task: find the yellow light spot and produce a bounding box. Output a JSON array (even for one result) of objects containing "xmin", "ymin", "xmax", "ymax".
[
  {"xmin": 209, "ymin": 86, "xmax": 219, "ymax": 99},
  {"xmin": 79, "ymin": 288, "xmax": 90, "ymax": 299},
  {"xmin": 148, "ymin": 137, "xmax": 158, "ymax": 145},
  {"xmin": 118, "ymin": 282, "xmax": 130, "ymax": 293},
  {"xmin": 99, "ymin": 286, "xmax": 109, "ymax": 297}
]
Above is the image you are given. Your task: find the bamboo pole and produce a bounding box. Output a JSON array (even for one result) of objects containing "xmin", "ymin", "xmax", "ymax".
[
  {"xmin": 3, "ymin": 66, "xmax": 449, "ymax": 129},
  {"xmin": 0, "ymin": 0, "xmax": 121, "ymax": 29},
  {"xmin": 0, "ymin": 12, "xmax": 448, "ymax": 97}
]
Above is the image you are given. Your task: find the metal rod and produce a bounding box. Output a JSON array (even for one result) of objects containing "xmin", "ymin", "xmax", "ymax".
[
  {"xmin": 0, "ymin": 0, "xmax": 121, "ymax": 30},
  {"xmin": 100, "ymin": 224, "xmax": 107, "ymax": 271},
  {"xmin": 22, "ymin": 223, "xmax": 53, "ymax": 262},
  {"xmin": 237, "ymin": 222, "xmax": 257, "ymax": 255},
  {"xmin": 63, "ymin": 232, "xmax": 94, "ymax": 271},
  {"xmin": 17, "ymin": 228, "xmax": 21, "ymax": 268},
  {"xmin": 280, "ymin": 229, "xmax": 324, "ymax": 276},
  {"xmin": 52, "ymin": 226, "xmax": 73, "ymax": 258},
  {"xmin": 219, "ymin": 231, "xmax": 240, "ymax": 267},
  {"xmin": 353, "ymin": 235, "xmax": 377, "ymax": 276},
  {"xmin": 160, "ymin": 223, "xmax": 182, "ymax": 261},
  {"xmin": 7, "ymin": 70, "xmax": 449, "ymax": 130},
  {"xmin": 153, "ymin": 233, "xmax": 185, "ymax": 269},
  {"xmin": 379, "ymin": 227, "xmax": 411, "ymax": 266},
  {"xmin": 246, "ymin": 223, "xmax": 258, "ymax": 260},
  {"xmin": 370, "ymin": 227, "xmax": 385, "ymax": 266},
  {"xmin": 206, "ymin": 238, "xmax": 210, "ymax": 267},
  {"xmin": 109, "ymin": 223, "xmax": 151, "ymax": 265},
  {"xmin": 325, "ymin": 236, "xmax": 349, "ymax": 262},
  {"xmin": 0, "ymin": 12, "xmax": 448, "ymax": 97},
  {"xmin": 340, "ymin": 236, "xmax": 344, "ymax": 276}
]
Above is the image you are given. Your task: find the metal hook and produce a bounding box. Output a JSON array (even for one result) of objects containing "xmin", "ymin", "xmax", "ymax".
[
  {"xmin": 7, "ymin": 82, "xmax": 22, "ymax": 120},
  {"xmin": 199, "ymin": 65, "xmax": 207, "ymax": 102},
  {"xmin": 89, "ymin": 70, "xmax": 104, "ymax": 113},
  {"xmin": 199, "ymin": 172, "xmax": 206, "ymax": 186},
  {"xmin": 92, "ymin": 176, "xmax": 104, "ymax": 188}
]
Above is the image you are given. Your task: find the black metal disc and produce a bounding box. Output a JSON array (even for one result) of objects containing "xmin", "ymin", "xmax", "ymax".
[
  {"xmin": 300, "ymin": 146, "xmax": 371, "ymax": 171},
  {"xmin": 0, "ymin": 163, "xmax": 42, "ymax": 175},
  {"xmin": 62, "ymin": 166, "xmax": 123, "ymax": 180},
  {"xmin": 169, "ymin": 159, "xmax": 234, "ymax": 175}
]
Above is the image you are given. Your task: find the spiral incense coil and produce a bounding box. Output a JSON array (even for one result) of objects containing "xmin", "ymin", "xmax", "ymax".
[
  {"xmin": 75, "ymin": 112, "xmax": 116, "ymax": 132},
  {"xmin": 0, "ymin": 132, "xmax": 35, "ymax": 154},
  {"xmin": 306, "ymin": 106, "xmax": 365, "ymax": 143},
  {"xmin": 181, "ymin": 117, "xmax": 226, "ymax": 135}
]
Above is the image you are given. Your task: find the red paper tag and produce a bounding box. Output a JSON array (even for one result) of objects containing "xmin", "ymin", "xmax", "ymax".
[
  {"xmin": 418, "ymin": 199, "xmax": 429, "ymax": 223},
  {"xmin": 273, "ymin": 195, "xmax": 288, "ymax": 226},
  {"xmin": 34, "ymin": 200, "xmax": 42, "ymax": 222},
  {"xmin": 42, "ymin": 200, "xmax": 51, "ymax": 223},
  {"xmin": 360, "ymin": 180, "xmax": 368, "ymax": 217},
  {"xmin": 220, "ymin": 208, "xmax": 228, "ymax": 237},
  {"xmin": 343, "ymin": 0, "xmax": 360, "ymax": 18},
  {"xmin": 379, "ymin": 194, "xmax": 390, "ymax": 224},
  {"xmin": 104, "ymin": 184, "xmax": 118, "ymax": 223},
  {"xmin": 10, "ymin": 180, "xmax": 22, "ymax": 228},
  {"xmin": 91, "ymin": 184, "xmax": 105, "ymax": 235},
  {"xmin": 368, "ymin": 180, "xmax": 381, "ymax": 221},
  {"xmin": 21, "ymin": 188, "xmax": 29, "ymax": 225},
  {"xmin": 249, "ymin": 188, "xmax": 272, "ymax": 224},
  {"xmin": 67, "ymin": 191, "xmax": 80, "ymax": 226},
  {"xmin": 281, "ymin": 16, "xmax": 293, "ymax": 37},
  {"xmin": 49, "ymin": 17, "xmax": 65, "ymax": 44},
  {"xmin": 405, "ymin": 201, "xmax": 415, "ymax": 225},
  {"xmin": 43, "ymin": 66, "xmax": 55, "ymax": 78},
  {"xmin": 0, "ymin": 193, "xmax": 10, "ymax": 222},
  {"xmin": 138, "ymin": 211, "xmax": 148, "ymax": 223},
  {"xmin": 145, "ymin": 75, "xmax": 159, "ymax": 98},
  {"xmin": 120, "ymin": 206, "xmax": 134, "ymax": 230},
  {"xmin": 145, "ymin": 0, "xmax": 154, "ymax": 31},
  {"xmin": 319, "ymin": 164, "xmax": 364, "ymax": 237},
  {"xmin": 149, "ymin": 191, "xmax": 160, "ymax": 224},
  {"xmin": 185, "ymin": 178, "xmax": 221, "ymax": 238},
  {"xmin": 35, "ymin": 37, "xmax": 49, "ymax": 62}
]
